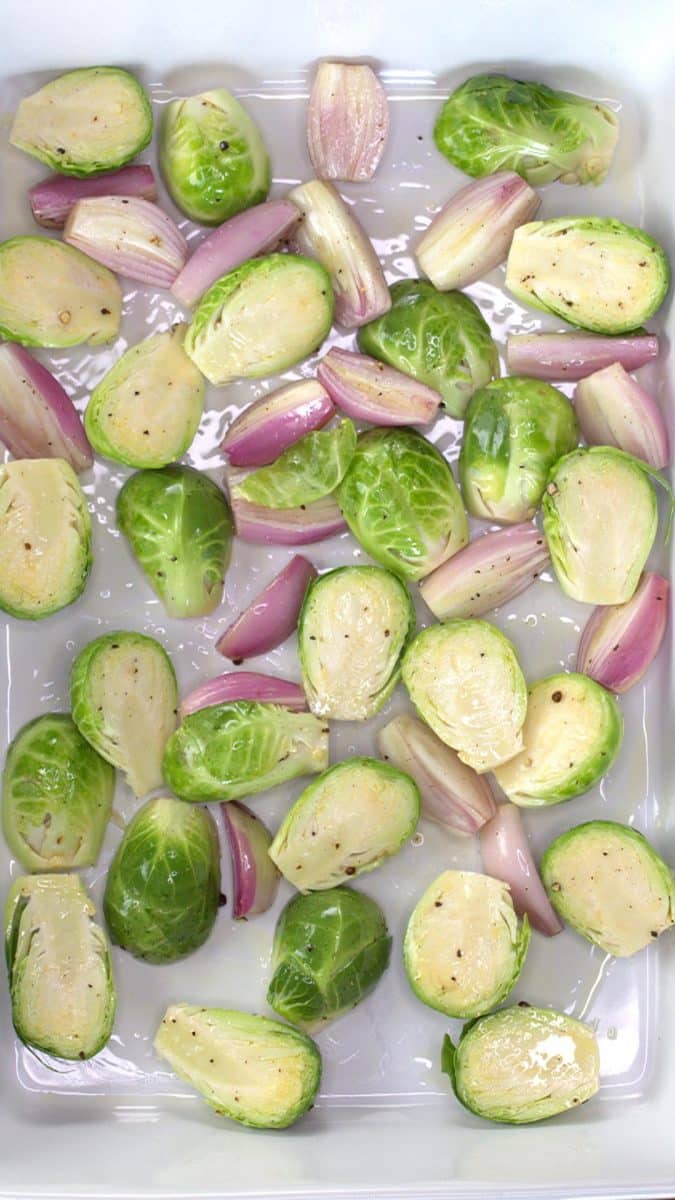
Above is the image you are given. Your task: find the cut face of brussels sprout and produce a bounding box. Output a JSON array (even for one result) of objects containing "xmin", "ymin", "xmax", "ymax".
[
  {"xmin": 0, "ymin": 237, "xmax": 121, "ymax": 348},
  {"xmin": 3, "ymin": 714, "xmax": 114, "ymax": 872},
  {"xmin": 233, "ymin": 419, "xmax": 356, "ymax": 509},
  {"xmin": 155, "ymin": 1006, "xmax": 321, "ymax": 1128},
  {"xmin": 267, "ymin": 886, "xmax": 391, "ymax": 1030},
  {"xmin": 404, "ymin": 871, "xmax": 529, "ymax": 1019},
  {"xmin": 85, "ymin": 326, "xmax": 204, "ymax": 468},
  {"xmin": 541, "ymin": 820, "xmax": 675, "ymax": 956},
  {"xmin": 163, "ymin": 701, "xmax": 329, "ymax": 802},
  {"xmin": 269, "ymin": 757, "xmax": 420, "ymax": 891},
  {"xmin": 0, "ymin": 459, "xmax": 91, "ymax": 619},
  {"xmin": 506, "ymin": 218, "xmax": 670, "ymax": 334},
  {"xmin": 494, "ymin": 673, "xmax": 623, "ymax": 806},
  {"xmin": 103, "ymin": 797, "xmax": 220, "ymax": 963},
  {"xmin": 70, "ymin": 631, "xmax": 178, "ymax": 798},
  {"xmin": 298, "ymin": 566, "xmax": 415, "ymax": 720},
  {"xmin": 402, "ymin": 620, "xmax": 527, "ymax": 773},
  {"xmin": 117, "ymin": 466, "xmax": 233, "ymax": 618},
  {"xmin": 336, "ymin": 428, "xmax": 468, "ymax": 582},
  {"xmin": 459, "ymin": 377, "xmax": 578, "ymax": 523},
  {"xmin": 358, "ymin": 280, "xmax": 499, "ymax": 419},
  {"xmin": 185, "ymin": 254, "xmax": 334, "ymax": 385},
  {"xmin": 160, "ymin": 90, "xmax": 270, "ymax": 225},
  {"xmin": 5, "ymin": 874, "xmax": 116, "ymax": 1060},
  {"xmin": 543, "ymin": 447, "xmax": 659, "ymax": 604},
  {"xmin": 10, "ymin": 67, "xmax": 153, "ymax": 176},
  {"xmin": 442, "ymin": 1005, "xmax": 600, "ymax": 1124}
]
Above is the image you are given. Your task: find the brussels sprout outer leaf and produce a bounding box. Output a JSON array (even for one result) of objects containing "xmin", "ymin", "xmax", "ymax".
[
  {"xmin": 441, "ymin": 1033, "xmax": 458, "ymax": 1084},
  {"xmin": 233, "ymin": 419, "xmax": 357, "ymax": 508}
]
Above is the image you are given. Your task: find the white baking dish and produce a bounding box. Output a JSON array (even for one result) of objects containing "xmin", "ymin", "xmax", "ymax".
[{"xmin": 1, "ymin": 0, "xmax": 674, "ymax": 1196}]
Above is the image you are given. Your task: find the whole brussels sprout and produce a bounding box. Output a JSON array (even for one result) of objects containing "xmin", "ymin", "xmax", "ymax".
[
  {"xmin": 103, "ymin": 796, "xmax": 220, "ymax": 963},
  {"xmin": 10, "ymin": 67, "xmax": 153, "ymax": 176},
  {"xmin": 267, "ymin": 886, "xmax": 392, "ymax": 1030},
  {"xmin": 541, "ymin": 820, "xmax": 675, "ymax": 956},
  {"xmin": 117, "ymin": 466, "xmax": 233, "ymax": 618},
  {"xmin": 357, "ymin": 280, "xmax": 498, "ymax": 418},
  {"xmin": 160, "ymin": 89, "xmax": 270, "ymax": 225},
  {"xmin": 442, "ymin": 1005, "xmax": 600, "ymax": 1124},
  {"xmin": 459, "ymin": 377, "xmax": 579, "ymax": 523},
  {"xmin": 155, "ymin": 1005, "xmax": 321, "ymax": 1128},
  {"xmin": 433, "ymin": 74, "xmax": 619, "ymax": 187},
  {"xmin": 494, "ymin": 673, "xmax": 623, "ymax": 806},
  {"xmin": 404, "ymin": 870, "xmax": 529, "ymax": 1019},
  {"xmin": 336, "ymin": 428, "xmax": 468, "ymax": 581},
  {"xmin": 298, "ymin": 566, "xmax": 415, "ymax": 720},
  {"xmin": 5, "ymin": 874, "xmax": 116, "ymax": 1059},
  {"xmin": 2, "ymin": 714, "xmax": 114, "ymax": 872},
  {"xmin": 233, "ymin": 419, "xmax": 356, "ymax": 509},
  {"xmin": 0, "ymin": 459, "xmax": 92, "ymax": 620}
]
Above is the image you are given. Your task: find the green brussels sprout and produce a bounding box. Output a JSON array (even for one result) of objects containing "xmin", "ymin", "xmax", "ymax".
[
  {"xmin": 442, "ymin": 1005, "xmax": 600, "ymax": 1124},
  {"xmin": 269, "ymin": 757, "xmax": 420, "ymax": 891},
  {"xmin": 70, "ymin": 631, "xmax": 178, "ymax": 798},
  {"xmin": 233, "ymin": 419, "xmax": 356, "ymax": 508},
  {"xmin": 185, "ymin": 254, "xmax": 334, "ymax": 386},
  {"xmin": 357, "ymin": 280, "xmax": 498, "ymax": 418},
  {"xmin": 10, "ymin": 67, "xmax": 153, "ymax": 176},
  {"xmin": 117, "ymin": 466, "xmax": 233, "ymax": 618},
  {"xmin": 433, "ymin": 74, "xmax": 619, "ymax": 187},
  {"xmin": 267, "ymin": 886, "xmax": 391, "ymax": 1030},
  {"xmin": 541, "ymin": 820, "xmax": 675, "ymax": 956},
  {"xmin": 103, "ymin": 796, "xmax": 220, "ymax": 963},
  {"xmin": 160, "ymin": 89, "xmax": 270, "ymax": 225},
  {"xmin": 162, "ymin": 701, "xmax": 329, "ymax": 802},
  {"xmin": 506, "ymin": 218, "xmax": 669, "ymax": 334},
  {"xmin": 2, "ymin": 714, "xmax": 114, "ymax": 872},
  {"xmin": 494, "ymin": 673, "xmax": 623, "ymax": 807},
  {"xmin": 0, "ymin": 459, "xmax": 92, "ymax": 620},
  {"xmin": 404, "ymin": 870, "xmax": 529, "ymax": 1019},
  {"xmin": 336, "ymin": 428, "xmax": 469, "ymax": 582},
  {"xmin": 298, "ymin": 566, "xmax": 415, "ymax": 720},
  {"xmin": 85, "ymin": 326, "xmax": 205, "ymax": 469},
  {"xmin": 402, "ymin": 619, "xmax": 527, "ymax": 773},
  {"xmin": 543, "ymin": 447, "xmax": 659, "ymax": 604},
  {"xmin": 5, "ymin": 874, "xmax": 116, "ymax": 1059},
  {"xmin": 459, "ymin": 377, "xmax": 579, "ymax": 523},
  {"xmin": 154, "ymin": 1005, "xmax": 321, "ymax": 1129}
]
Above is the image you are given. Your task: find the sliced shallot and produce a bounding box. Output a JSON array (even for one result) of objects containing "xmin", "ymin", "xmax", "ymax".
[
  {"xmin": 222, "ymin": 380, "xmax": 334, "ymax": 468},
  {"xmin": 222, "ymin": 801, "xmax": 280, "ymax": 919},
  {"xmin": 506, "ymin": 332, "xmax": 660, "ymax": 381},
  {"xmin": 317, "ymin": 347, "xmax": 441, "ymax": 426},
  {"xmin": 419, "ymin": 524, "xmax": 550, "ymax": 620},
  {"xmin": 180, "ymin": 672, "xmax": 307, "ymax": 718},
  {"xmin": 577, "ymin": 572, "xmax": 669, "ymax": 694},
  {"xmin": 0, "ymin": 343, "xmax": 92, "ymax": 471},
  {"xmin": 28, "ymin": 165, "xmax": 157, "ymax": 229},
  {"xmin": 64, "ymin": 196, "xmax": 188, "ymax": 287},
  {"xmin": 307, "ymin": 62, "xmax": 389, "ymax": 182},
  {"xmin": 480, "ymin": 803, "xmax": 563, "ymax": 936},
  {"xmin": 574, "ymin": 362, "xmax": 670, "ymax": 469}
]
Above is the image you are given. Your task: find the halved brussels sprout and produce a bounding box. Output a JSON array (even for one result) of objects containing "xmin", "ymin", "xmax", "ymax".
[
  {"xmin": 160, "ymin": 89, "xmax": 270, "ymax": 225},
  {"xmin": 336, "ymin": 428, "xmax": 469, "ymax": 581},
  {"xmin": 85, "ymin": 326, "xmax": 204, "ymax": 468},
  {"xmin": 10, "ymin": 67, "xmax": 153, "ymax": 177},
  {"xmin": 154, "ymin": 1005, "xmax": 321, "ymax": 1128},
  {"xmin": 442, "ymin": 1005, "xmax": 600, "ymax": 1124},
  {"xmin": 543, "ymin": 447, "xmax": 659, "ymax": 604},
  {"xmin": 505, "ymin": 218, "xmax": 669, "ymax": 334},
  {"xmin": 162, "ymin": 701, "xmax": 329, "ymax": 802},
  {"xmin": 433, "ymin": 74, "xmax": 618, "ymax": 187},
  {"xmin": 541, "ymin": 820, "xmax": 675, "ymax": 956},
  {"xmin": 298, "ymin": 566, "xmax": 415, "ymax": 720},
  {"xmin": 404, "ymin": 870, "xmax": 529, "ymax": 1018},
  {"xmin": 269, "ymin": 757, "xmax": 420, "ymax": 891},
  {"xmin": 70, "ymin": 631, "xmax": 178, "ymax": 798},
  {"xmin": 117, "ymin": 466, "xmax": 233, "ymax": 618},
  {"xmin": 0, "ymin": 459, "xmax": 92, "ymax": 619},
  {"xmin": 185, "ymin": 254, "xmax": 334, "ymax": 386},
  {"xmin": 459, "ymin": 377, "xmax": 578, "ymax": 523},
  {"xmin": 494, "ymin": 673, "xmax": 623, "ymax": 806},
  {"xmin": 103, "ymin": 796, "xmax": 220, "ymax": 963},
  {"xmin": 358, "ymin": 280, "xmax": 499, "ymax": 419},
  {"xmin": 5, "ymin": 874, "xmax": 116, "ymax": 1059},
  {"xmin": 232, "ymin": 419, "xmax": 356, "ymax": 509},
  {"xmin": 402, "ymin": 620, "xmax": 527, "ymax": 773},
  {"xmin": 0, "ymin": 236, "xmax": 121, "ymax": 347},
  {"xmin": 2, "ymin": 714, "xmax": 114, "ymax": 872},
  {"xmin": 267, "ymin": 886, "xmax": 391, "ymax": 1030}
]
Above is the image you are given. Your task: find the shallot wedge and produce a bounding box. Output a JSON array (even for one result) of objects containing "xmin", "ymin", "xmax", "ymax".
[
  {"xmin": 217, "ymin": 556, "xmax": 317, "ymax": 661},
  {"xmin": 28, "ymin": 165, "xmax": 157, "ymax": 229},
  {"xmin": 0, "ymin": 343, "xmax": 92, "ymax": 471},
  {"xmin": 222, "ymin": 801, "xmax": 280, "ymax": 919},
  {"xmin": 577, "ymin": 572, "xmax": 669, "ymax": 694},
  {"xmin": 574, "ymin": 363, "xmax": 670, "ymax": 469},
  {"xmin": 480, "ymin": 804, "xmax": 563, "ymax": 936},
  {"xmin": 317, "ymin": 347, "xmax": 441, "ymax": 426},
  {"xmin": 64, "ymin": 196, "xmax": 188, "ymax": 287},
  {"xmin": 181, "ymin": 672, "xmax": 307, "ymax": 718},
  {"xmin": 307, "ymin": 62, "xmax": 389, "ymax": 182},
  {"xmin": 506, "ymin": 332, "xmax": 660, "ymax": 381},
  {"xmin": 229, "ymin": 484, "xmax": 347, "ymax": 545},
  {"xmin": 419, "ymin": 525, "xmax": 550, "ymax": 620},
  {"xmin": 222, "ymin": 380, "xmax": 334, "ymax": 468}
]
